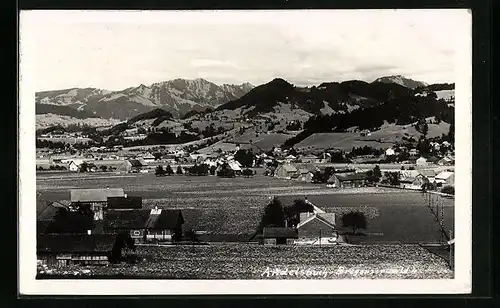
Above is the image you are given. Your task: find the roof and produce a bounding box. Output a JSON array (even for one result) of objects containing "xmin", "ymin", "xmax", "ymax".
[
  {"xmin": 37, "ymin": 234, "xmax": 116, "ymax": 253},
  {"xmin": 129, "ymin": 158, "xmax": 148, "ymax": 167},
  {"xmin": 416, "ymin": 157, "xmax": 427, "ymax": 161},
  {"xmin": 107, "ymin": 196, "xmax": 142, "ymax": 209},
  {"xmin": 297, "ymin": 213, "xmax": 336, "ymax": 229},
  {"xmin": 70, "ymin": 188, "xmax": 125, "ymax": 203},
  {"xmin": 103, "ymin": 209, "xmax": 184, "ymax": 230},
  {"xmin": 436, "ymin": 171, "xmax": 454, "ymax": 179},
  {"xmin": 419, "ymin": 169, "xmax": 437, "ymax": 177},
  {"xmin": 103, "ymin": 209, "xmax": 150, "ymax": 230},
  {"xmin": 277, "ymin": 164, "xmax": 297, "ymax": 173},
  {"xmin": 228, "ymin": 161, "xmax": 242, "ymax": 171},
  {"xmin": 263, "ymin": 227, "xmax": 298, "ymax": 239},
  {"xmin": 329, "ymin": 172, "xmax": 368, "ymax": 182}
]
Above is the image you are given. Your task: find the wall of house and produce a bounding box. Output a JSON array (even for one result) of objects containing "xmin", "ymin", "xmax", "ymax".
[
  {"xmin": 145, "ymin": 229, "xmax": 173, "ymax": 242},
  {"xmin": 298, "ymin": 218, "xmax": 336, "ymax": 238},
  {"xmin": 340, "ymin": 180, "xmax": 365, "ymax": 188}
]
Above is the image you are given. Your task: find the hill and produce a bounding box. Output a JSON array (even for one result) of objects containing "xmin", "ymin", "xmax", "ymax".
[
  {"xmin": 373, "ymin": 75, "xmax": 427, "ymax": 89},
  {"xmin": 35, "ymin": 79, "xmax": 254, "ymax": 120},
  {"xmin": 216, "ymin": 78, "xmax": 415, "ymax": 119}
]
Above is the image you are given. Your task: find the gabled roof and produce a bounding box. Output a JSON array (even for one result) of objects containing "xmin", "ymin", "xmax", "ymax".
[
  {"xmin": 107, "ymin": 196, "xmax": 143, "ymax": 209},
  {"xmin": 103, "ymin": 209, "xmax": 184, "ymax": 230},
  {"xmin": 129, "ymin": 158, "xmax": 148, "ymax": 167},
  {"xmin": 263, "ymin": 227, "xmax": 298, "ymax": 239},
  {"xmin": 297, "ymin": 213, "xmax": 336, "ymax": 229},
  {"xmin": 419, "ymin": 169, "xmax": 437, "ymax": 177},
  {"xmin": 329, "ymin": 172, "xmax": 368, "ymax": 182},
  {"xmin": 37, "ymin": 234, "xmax": 116, "ymax": 253},
  {"xmin": 436, "ymin": 171, "xmax": 454, "ymax": 179},
  {"xmin": 70, "ymin": 188, "xmax": 125, "ymax": 203},
  {"xmin": 277, "ymin": 164, "xmax": 297, "ymax": 173}
]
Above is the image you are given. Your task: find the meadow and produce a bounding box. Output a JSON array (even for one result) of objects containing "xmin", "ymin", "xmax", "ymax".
[
  {"xmin": 37, "ymin": 244, "xmax": 453, "ymax": 279},
  {"xmin": 37, "ymin": 173, "xmax": 454, "ymax": 244}
]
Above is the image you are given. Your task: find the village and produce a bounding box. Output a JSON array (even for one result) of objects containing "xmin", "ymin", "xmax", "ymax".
[{"xmin": 36, "ymin": 138, "xmax": 455, "ymax": 271}]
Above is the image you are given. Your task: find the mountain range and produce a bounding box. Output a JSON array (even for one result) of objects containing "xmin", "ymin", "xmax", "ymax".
[
  {"xmin": 35, "ymin": 78, "xmax": 254, "ymax": 120},
  {"xmin": 35, "ymin": 75, "xmax": 454, "ymax": 128}
]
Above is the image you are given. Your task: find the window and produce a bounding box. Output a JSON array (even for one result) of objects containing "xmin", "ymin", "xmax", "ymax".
[{"xmin": 133, "ymin": 230, "xmax": 141, "ymax": 236}]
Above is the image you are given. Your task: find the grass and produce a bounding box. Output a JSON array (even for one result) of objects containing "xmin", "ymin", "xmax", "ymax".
[
  {"xmin": 37, "ymin": 243, "xmax": 453, "ymax": 279},
  {"xmin": 37, "ymin": 173, "xmax": 454, "ymax": 244}
]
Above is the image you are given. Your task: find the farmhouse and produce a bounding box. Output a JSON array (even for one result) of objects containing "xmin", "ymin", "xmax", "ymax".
[
  {"xmin": 37, "ymin": 234, "xmax": 116, "ymax": 266},
  {"xmin": 68, "ymin": 161, "xmax": 79, "ymax": 172},
  {"xmin": 300, "ymin": 154, "xmax": 320, "ymax": 164},
  {"xmin": 296, "ymin": 200, "xmax": 337, "ymax": 245},
  {"xmin": 419, "ymin": 169, "xmax": 437, "ymax": 183},
  {"xmin": 400, "ymin": 174, "xmax": 430, "ymax": 190},
  {"xmin": 128, "ymin": 158, "xmax": 148, "ymax": 172},
  {"xmin": 274, "ymin": 163, "xmax": 298, "ymax": 179},
  {"xmin": 70, "ymin": 188, "xmax": 126, "ymax": 220},
  {"xmin": 142, "ymin": 152, "xmax": 156, "ymax": 163},
  {"xmin": 116, "ymin": 160, "xmax": 133, "ymax": 173},
  {"xmin": 262, "ymin": 227, "xmax": 298, "ymax": 245},
  {"xmin": 435, "ymin": 171, "xmax": 455, "ymax": 186},
  {"xmin": 327, "ymin": 173, "xmax": 369, "ymax": 188},
  {"xmin": 103, "ymin": 207, "xmax": 184, "ymax": 244}
]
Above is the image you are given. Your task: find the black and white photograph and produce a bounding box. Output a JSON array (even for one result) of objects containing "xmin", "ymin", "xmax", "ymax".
[{"xmin": 18, "ymin": 9, "xmax": 472, "ymax": 295}]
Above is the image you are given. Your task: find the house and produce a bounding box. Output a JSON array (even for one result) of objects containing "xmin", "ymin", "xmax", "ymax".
[
  {"xmin": 274, "ymin": 163, "xmax": 298, "ymax": 179},
  {"xmin": 435, "ymin": 171, "xmax": 455, "ymax": 186},
  {"xmin": 418, "ymin": 169, "xmax": 437, "ymax": 183},
  {"xmin": 262, "ymin": 227, "xmax": 298, "ymax": 245},
  {"xmin": 385, "ymin": 148, "xmax": 396, "ymax": 156},
  {"xmin": 409, "ymin": 149, "xmax": 419, "ymax": 156},
  {"xmin": 37, "ymin": 234, "xmax": 116, "ymax": 266},
  {"xmin": 70, "ymin": 188, "xmax": 125, "ymax": 221},
  {"xmin": 116, "ymin": 160, "xmax": 133, "ymax": 173},
  {"xmin": 142, "ymin": 153, "xmax": 156, "ymax": 163},
  {"xmin": 128, "ymin": 158, "xmax": 148, "ymax": 172},
  {"xmin": 300, "ymin": 154, "xmax": 319, "ymax": 164},
  {"xmin": 295, "ymin": 199, "xmax": 337, "ymax": 245},
  {"xmin": 103, "ymin": 207, "xmax": 184, "ymax": 244},
  {"xmin": 107, "ymin": 196, "xmax": 142, "ymax": 210},
  {"xmin": 400, "ymin": 174, "xmax": 430, "ymax": 190},
  {"xmin": 416, "ymin": 157, "xmax": 428, "ymax": 166},
  {"xmin": 438, "ymin": 157, "xmax": 454, "ymax": 166},
  {"xmin": 284, "ymin": 154, "xmax": 297, "ymax": 162},
  {"xmin": 68, "ymin": 161, "xmax": 79, "ymax": 172},
  {"xmin": 227, "ymin": 160, "xmax": 242, "ymax": 173},
  {"xmin": 327, "ymin": 172, "xmax": 369, "ymax": 188}
]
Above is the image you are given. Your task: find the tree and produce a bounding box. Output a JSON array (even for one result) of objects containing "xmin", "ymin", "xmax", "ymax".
[
  {"xmin": 153, "ymin": 152, "xmax": 163, "ymax": 160},
  {"xmin": 284, "ymin": 199, "xmax": 314, "ymax": 227},
  {"xmin": 256, "ymin": 197, "xmax": 286, "ymax": 231},
  {"xmin": 165, "ymin": 165, "xmax": 174, "ymax": 175},
  {"xmin": 373, "ymin": 165, "xmax": 382, "ymax": 180},
  {"xmin": 242, "ymin": 168, "xmax": 253, "ymax": 177},
  {"xmin": 234, "ymin": 149, "xmax": 255, "ymax": 168},
  {"xmin": 79, "ymin": 162, "xmax": 89, "ymax": 173},
  {"xmin": 441, "ymin": 185, "xmax": 455, "ymax": 195},
  {"xmin": 109, "ymin": 232, "xmax": 136, "ymax": 263},
  {"xmin": 100, "ymin": 165, "xmax": 108, "ymax": 172},
  {"xmin": 176, "ymin": 165, "xmax": 183, "ymax": 175},
  {"xmin": 155, "ymin": 165, "xmax": 165, "ymax": 176},
  {"xmin": 217, "ymin": 163, "xmax": 235, "ymax": 178},
  {"xmin": 341, "ymin": 211, "xmax": 367, "ymax": 235},
  {"xmin": 209, "ymin": 165, "xmax": 217, "ymax": 175},
  {"xmin": 312, "ymin": 171, "xmax": 323, "ymax": 183}
]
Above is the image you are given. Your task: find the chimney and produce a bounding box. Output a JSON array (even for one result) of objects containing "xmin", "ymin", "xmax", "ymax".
[{"xmin": 87, "ymin": 230, "xmax": 91, "ymax": 235}]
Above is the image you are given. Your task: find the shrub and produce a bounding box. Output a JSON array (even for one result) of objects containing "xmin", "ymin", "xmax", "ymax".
[{"xmin": 441, "ymin": 185, "xmax": 454, "ymax": 195}]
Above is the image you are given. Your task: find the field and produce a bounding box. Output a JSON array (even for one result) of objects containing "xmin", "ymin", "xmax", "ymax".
[
  {"xmin": 37, "ymin": 173, "xmax": 454, "ymax": 244},
  {"xmin": 37, "ymin": 244, "xmax": 453, "ymax": 279},
  {"xmin": 294, "ymin": 121, "xmax": 450, "ymax": 151}
]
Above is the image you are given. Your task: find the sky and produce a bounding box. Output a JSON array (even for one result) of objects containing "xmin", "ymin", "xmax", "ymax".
[{"xmin": 20, "ymin": 9, "xmax": 471, "ymax": 91}]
